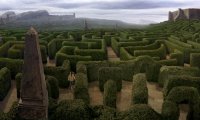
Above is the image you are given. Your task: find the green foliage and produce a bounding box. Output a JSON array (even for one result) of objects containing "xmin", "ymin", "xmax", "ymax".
[
  {"xmin": 158, "ymin": 66, "xmax": 200, "ymax": 86},
  {"xmin": 132, "ymin": 74, "xmax": 148, "ymax": 104},
  {"xmin": 55, "ymin": 52, "xmax": 92, "ymax": 72},
  {"xmin": 190, "ymin": 53, "xmax": 200, "ymax": 68},
  {"xmin": 99, "ymin": 67, "xmax": 122, "ymax": 91},
  {"xmin": 134, "ymin": 56, "xmax": 161, "ymax": 82},
  {"xmin": 166, "ymin": 86, "xmax": 200, "ymax": 104},
  {"xmin": 134, "ymin": 44, "xmax": 166, "ymax": 59},
  {"xmin": 51, "ymin": 99, "xmax": 91, "ymax": 120},
  {"xmin": 45, "ymin": 75, "xmax": 59, "ymax": 99},
  {"xmin": 169, "ymin": 50, "xmax": 184, "ymax": 66},
  {"xmin": 161, "ymin": 100, "xmax": 179, "ymax": 120},
  {"xmin": 163, "ymin": 75, "xmax": 200, "ymax": 99},
  {"xmin": 120, "ymin": 47, "xmax": 135, "ymax": 60},
  {"xmin": 103, "ymin": 35, "xmax": 115, "ymax": 46},
  {"xmin": 44, "ymin": 60, "xmax": 70, "ymax": 88},
  {"xmin": 91, "ymin": 105, "xmax": 116, "ymax": 120},
  {"xmin": 0, "ymin": 67, "xmax": 11, "ymax": 101},
  {"xmin": 103, "ymin": 80, "xmax": 117, "ymax": 108},
  {"xmin": 118, "ymin": 104, "xmax": 162, "ymax": 120},
  {"xmin": 74, "ymin": 73, "xmax": 90, "ymax": 104},
  {"xmin": 157, "ymin": 59, "xmax": 177, "ymax": 66},
  {"xmin": 166, "ymin": 86, "xmax": 200, "ymax": 120}
]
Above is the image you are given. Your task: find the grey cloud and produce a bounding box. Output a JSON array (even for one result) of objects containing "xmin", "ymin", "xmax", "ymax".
[{"xmin": 48, "ymin": 0, "xmax": 186, "ymax": 10}]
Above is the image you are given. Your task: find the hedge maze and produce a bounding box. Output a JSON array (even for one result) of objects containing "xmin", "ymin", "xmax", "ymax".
[{"xmin": 1, "ymin": 20, "xmax": 200, "ymax": 119}]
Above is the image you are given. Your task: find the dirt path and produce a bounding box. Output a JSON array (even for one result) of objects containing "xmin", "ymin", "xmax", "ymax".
[
  {"xmin": 89, "ymin": 81, "xmax": 103, "ymax": 106},
  {"xmin": 58, "ymin": 88, "xmax": 74, "ymax": 102},
  {"xmin": 147, "ymin": 82, "xmax": 163, "ymax": 113},
  {"xmin": 107, "ymin": 47, "xmax": 120, "ymax": 61},
  {"xmin": 46, "ymin": 57, "xmax": 56, "ymax": 67},
  {"xmin": 117, "ymin": 81, "xmax": 132, "ymax": 111},
  {"xmin": 0, "ymin": 80, "xmax": 18, "ymax": 113}
]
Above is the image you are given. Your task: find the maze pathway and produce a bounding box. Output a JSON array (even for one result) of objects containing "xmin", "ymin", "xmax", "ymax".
[
  {"xmin": 46, "ymin": 57, "xmax": 56, "ymax": 67},
  {"xmin": 58, "ymin": 88, "xmax": 74, "ymax": 102},
  {"xmin": 89, "ymin": 81, "xmax": 103, "ymax": 106},
  {"xmin": 147, "ymin": 82, "xmax": 163, "ymax": 113},
  {"xmin": 0, "ymin": 80, "xmax": 18, "ymax": 113},
  {"xmin": 107, "ymin": 47, "xmax": 120, "ymax": 61}
]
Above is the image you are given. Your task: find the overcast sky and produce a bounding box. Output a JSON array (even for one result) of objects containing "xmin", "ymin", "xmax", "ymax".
[{"xmin": 0, "ymin": 0, "xmax": 199, "ymax": 24}]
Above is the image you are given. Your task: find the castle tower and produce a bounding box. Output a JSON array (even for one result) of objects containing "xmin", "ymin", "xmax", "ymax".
[
  {"xmin": 174, "ymin": 8, "xmax": 187, "ymax": 21},
  {"xmin": 168, "ymin": 11, "xmax": 174, "ymax": 21},
  {"xmin": 73, "ymin": 13, "xmax": 76, "ymax": 18},
  {"xmin": 19, "ymin": 27, "xmax": 48, "ymax": 120},
  {"xmin": 84, "ymin": 19, "xmax": 89, "ymax": 31}
]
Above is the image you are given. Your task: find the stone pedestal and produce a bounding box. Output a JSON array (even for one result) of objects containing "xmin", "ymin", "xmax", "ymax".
[{"xmin": 19, "ymin": 27, "xmax": 48, "ymax": 119}]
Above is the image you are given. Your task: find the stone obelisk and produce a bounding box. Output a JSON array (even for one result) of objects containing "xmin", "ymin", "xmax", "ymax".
[{"xmin": 19, "ymin": 27, "xmax": 48, "ymax": 119}]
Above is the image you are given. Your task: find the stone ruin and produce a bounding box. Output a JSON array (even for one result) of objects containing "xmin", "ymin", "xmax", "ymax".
[
  {"xmin": 169, "ymin": 8, "xmax": 200, "ymax": 21},
  {"xmin": 18, "ymin": 27, "xmax": 48, "ymax": 119}
]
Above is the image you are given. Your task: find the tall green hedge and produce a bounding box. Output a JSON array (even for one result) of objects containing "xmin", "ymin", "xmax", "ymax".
[
  {"xmin": 170, "ymin": 50, "xmax": 184, "ymax": 66},
  {"xmin": 132, "ymin": 73, "xmax": 148, "ymax": 104},
  {"xmin": 103, "ymin": 80, "xmax": 117, "ymax": 108},
  {"xmin": 51, "ymin": 99, "xmax": 91, "ymax": 120},
  {"xmin": 158, "ymin": 66, "xmax": 200, "ymax": 87},
  {"xmin": 55, "ymin": 52, "xmax": 92, "ymax": 72},
  {"xmin": 0, "ymin": 58, "xmax": 23, "ymax": 78},
  {"xmin": 134, "ymin": 44, "xmax": 166, "ymax": 59},
  {"xmin": 45, "ymin": 75, "xmax": 59, "ymax": 99},
  {"xmin": 74, "ymin": 73, "xmax": 90, "ymax": 104},
  {"xmin": 163, "ymin": 75, "xmax": 200, "ymax": 99},
  {"xmin": 98, "ymin": 67, "xmax": 122, "ymax": 91},
  {"xmin": 118, "ymin": 104, "xmax": 162, "ymax": 120},
  {"xmin": 166, "ymin": 86, "xmax": 200, "ymax": 120},
  {"xmin": 0, "ymin": 67, "xmax": 11, "ymax": 101},
  {"xmin": 161, "ymin": 100, "xmax": 179, "ymax": 120},
  {"xmin": 190, "ymin": 53, "xmax": 200, "ymax": 68},
  {"xmin": 134, "ymin": 56, "xmax": 161, "ymax": 82},
  {"xmin": 44, "ymin": 60, "xmax": 70, "ymax": 88}
]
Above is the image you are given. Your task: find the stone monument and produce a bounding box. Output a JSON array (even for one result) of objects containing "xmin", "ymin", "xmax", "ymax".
[{"xmin": 19, "ymin": 27, "xmax": 48, "ymax": 119}]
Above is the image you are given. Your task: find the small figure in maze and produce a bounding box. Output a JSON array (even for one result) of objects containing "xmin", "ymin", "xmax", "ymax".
[{"xmin": 68, "ymin": 72, "xmax": 76, "ymax": 90}]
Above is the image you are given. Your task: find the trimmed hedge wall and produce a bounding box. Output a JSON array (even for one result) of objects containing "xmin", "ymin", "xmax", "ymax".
[
  {"xmin": 74, "ymin": 47, "xmax": 106, "ymax": 61},
  {"xmin": 120, "ymin": 47, "xmax": 135, "ymax": 60},
  {"xmin": 48, "ymin": 39, "xmax": 72, "ymax": 59},
  {"xmin": 0, "ymin": 58, "xmax": 23, "ymax": 78},
  {"xmin": 7, "ymin": 44, "xmax": 24, "ymax": 59},
  {"xmin": 98, "ymin": 67, "xmax": 122, "ymax": 91},
  {"xmin": 132, "ymin": 73, "xmax": 148, "ymax": 104},
  {"xmin": 134, "ymin": 56, "xmax": 161, "ymax": 82},
  {"xmin": 51, "ymin": 99, "xmax": 91, "ymax": 120},
  {"xmin": 190, "ymin": 53, "xmax": 200, "ymax": 68},
  {"xmin": 74, "ymin": 73, "xmax": 90, "ymax": 104},
  {"xmin": 45, "ymin": 75, "xmax": 59, "ymax": 99},
  {"xmin": 0, "ymin": 67, "xmax": 11, "ymax": 101},
  {"xmin": 44, "ymin": 60, "xmax": 70, "ymax": 88},
  {"xmin": 163, "ymin": 75, "xmax": 200, "ymax": 99},
  {"xmin": 118, "ymin": 104, "xmax": 162, "ymax": 120},
  {"xmin": 103, "ymin": 35, "xmax": 115, "ymax": 46},
  {"xmin": 161, "ymin": 100, "xmax": 179, "ymax": 120},
  {"xmin": 165, "ymin": 40, "xmax": 200, "ymax": 63},
  {"xmin": 103, "ymin": 80, "xmax": 117, "ymax": 108},
  {"xmin": 125, "ymin": 41, "xmax": 160, "ymax": 55},
  {"xmin": 134, "ymin": 44, "xmax": 166, "ymax": 59},
  {"xmin": 166, "ymin": 86, "xmax": 200, "ymax": 120},
  {"xmin": 170, "ymin": 50, "xmax": 184, "ymax": 66},
  {"xmin": 55, "ymin": 52, "xmax": 92, "ymax": 72},
  {"xmin": 157, "ymin": 59, "xmax": 177, "ymax": 66},
  {"xmin": 158, "ymin": 66, "xmax": 200, "ymax": 87}
]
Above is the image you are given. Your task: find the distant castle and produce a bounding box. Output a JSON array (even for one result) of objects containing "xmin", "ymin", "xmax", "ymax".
[{"xmin": 169, "ymin": 8, "xmax": 200, "ymax": 21}]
